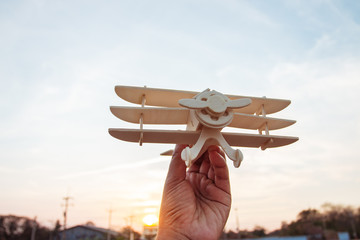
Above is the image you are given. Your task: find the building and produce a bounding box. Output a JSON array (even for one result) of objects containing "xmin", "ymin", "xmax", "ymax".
[
  {"xmin": 240, "ymin": 232, "xmax": 350, "ymax": 240},
  {"xmin": 59, "ymin": 225, "xmax": 122, "ymax": 240},
  {"xmin": 142, "ymin": 225, "xmax": 157, "ymax": 240}
]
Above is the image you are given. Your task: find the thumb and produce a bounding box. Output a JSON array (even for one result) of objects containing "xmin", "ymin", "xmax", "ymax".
[{"xmin": 165, "ymin": 144, "xmax": 187, "ymax": 185}]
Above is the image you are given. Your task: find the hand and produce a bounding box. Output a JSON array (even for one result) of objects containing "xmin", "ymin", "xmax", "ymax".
[{"xmin": 157, "ymin": 144, "xmax": 231, "ymax": 240}]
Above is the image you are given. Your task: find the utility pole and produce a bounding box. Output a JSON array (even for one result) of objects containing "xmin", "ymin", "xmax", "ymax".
[
  {"xmin": 107, "ymin": 208, "xmax": 114, "ymax": 240},
  {"xmin": 31, "ymin": 216, "xmax": 37, "ymax": 240},
  {"xmin": 235, "ymin": 208, "xmax": 241, "ymax": 239},
  {"xmin": 61, "ymin": 195, "xmax": 73, "ymax": 240},
  {"xmin": 125, "ymin": 215, "xmax": 134, "ymax": 240},
  {"xmin": 129, "ymin": 215, "xmax": 134, "ymax": 240}
]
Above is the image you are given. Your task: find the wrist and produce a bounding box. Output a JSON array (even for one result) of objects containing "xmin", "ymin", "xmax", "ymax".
[{"xmin": 156, "ymin": 227, "xmax": 190, "ymax": 240}]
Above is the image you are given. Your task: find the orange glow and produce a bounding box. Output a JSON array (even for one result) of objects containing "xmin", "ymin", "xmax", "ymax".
[{"xmin": 142, "ymin": 214, "xmax": 158, "ymax": 226}]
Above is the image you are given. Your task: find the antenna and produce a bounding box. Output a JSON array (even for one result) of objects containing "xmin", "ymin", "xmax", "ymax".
[{"xmin": 61, "ymin": 195, "xmax": 73, "ymax": 240}]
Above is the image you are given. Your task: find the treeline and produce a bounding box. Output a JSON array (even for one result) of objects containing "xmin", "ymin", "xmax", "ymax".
[
  {"xmin": 0, "ymin": 216, "xmax": 141, "ymax": 240},
  {"xmin": 222, "ymin": 225, "xmax": 267, "ymax": 239},
  {"xmin": 222, "ymin": 203, "xmax": 360, "ymax": 239}
]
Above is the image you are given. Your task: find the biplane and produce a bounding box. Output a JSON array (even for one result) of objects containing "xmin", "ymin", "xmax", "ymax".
[{"xmin": 109, "ymin": 85, "xmax": 298, "ymax": 168}]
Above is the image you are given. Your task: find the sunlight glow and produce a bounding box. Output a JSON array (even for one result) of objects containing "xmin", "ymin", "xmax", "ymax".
[{"xmin": 142, "ymin": 214, "xmax": 158, "ymax": 226}]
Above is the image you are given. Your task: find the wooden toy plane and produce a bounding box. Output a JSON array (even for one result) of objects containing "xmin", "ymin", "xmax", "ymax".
[{"xmin": 109, "ymin": 85, "xmax": 298, "ymax": 168}]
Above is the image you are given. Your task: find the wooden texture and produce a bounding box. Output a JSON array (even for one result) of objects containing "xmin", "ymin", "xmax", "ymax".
[
  {"xmin": 160, "ymin": 149, "xmax": 174, "ymax": 156},
  {"xmin": 110, "ymin": 106, "xmax": 189, "ymax": 124},
  {"xmin": 115, "ymin": 85, "xmax": 197, "ymax": 107},
  {"xmin": 115, "ymin": 85, "xmax": 291, "ymax": 115},
  {"xmin": 180, "ymin": 126, "xmax": 244, "ymax": 167},
  {"xmin": 110, "ymin": 85, "xmax": 298, "ymax": 168},
  {"xmin": 110, "ymin": 106, "xmax": 296, "ymax": 130},
  {"xmin": 229, "ymin": 113, "xmax": 296, "ymax": 130},
  {"xmin": 178, "ymin": 92, "xmax": 252, "ymax": 114},
  {"xmin": 108, "ymin": 128, "xmax": 298, "ymax": 148}
]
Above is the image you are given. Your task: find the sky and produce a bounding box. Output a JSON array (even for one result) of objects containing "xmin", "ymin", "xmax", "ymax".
[{"xmin": 1, "ymin": 0, "xmax": 360, "ymax": 233}]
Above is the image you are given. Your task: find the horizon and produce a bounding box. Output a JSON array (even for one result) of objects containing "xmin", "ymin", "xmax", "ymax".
[{"xmin": 2, "ymin": 201, "xmax": 359, "ymax": 234}]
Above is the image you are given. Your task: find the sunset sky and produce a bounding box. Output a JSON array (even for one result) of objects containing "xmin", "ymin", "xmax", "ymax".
[{"xmin": 1, "ymin": 0, "xmax": 360, "ymax": 233}]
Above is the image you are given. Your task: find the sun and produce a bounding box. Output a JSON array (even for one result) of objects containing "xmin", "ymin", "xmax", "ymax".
[{"xmin": 142, "ymin": 214, "xmax": 158, "ymax": 226}]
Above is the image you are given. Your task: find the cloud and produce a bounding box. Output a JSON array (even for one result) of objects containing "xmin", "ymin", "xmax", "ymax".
[{"xmin": 57, "ymin": 157, "xmax": 168, "ymax": 180}]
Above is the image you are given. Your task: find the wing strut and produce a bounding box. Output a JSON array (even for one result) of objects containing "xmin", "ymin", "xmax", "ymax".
[{"xmin": 139, "ymin": 93, "xmax": 146, "ymax": 146}]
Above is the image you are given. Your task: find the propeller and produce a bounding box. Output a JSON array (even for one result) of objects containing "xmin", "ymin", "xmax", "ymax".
[{"xmin": 179, "ymin": 90, "xmax": 251, "ymax": 116}]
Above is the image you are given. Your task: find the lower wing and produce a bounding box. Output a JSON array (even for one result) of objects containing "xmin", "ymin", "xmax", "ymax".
[{"xmin": 108, "ymin": 128, "xmax": 298, "ymax": 148}]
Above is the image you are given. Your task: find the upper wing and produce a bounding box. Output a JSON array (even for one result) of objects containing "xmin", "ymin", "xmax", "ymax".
[
  {"xmin": 115, "ymin": 85, "xmax": 291, "ymax": 114},
  {"xmin": 115, "ymin": 85, "xmax": 197, "ymax": 107}
]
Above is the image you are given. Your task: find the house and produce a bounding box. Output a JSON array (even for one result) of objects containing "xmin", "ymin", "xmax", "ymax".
[{"xmin": 58, "ymin": 225, "xmax": 122, "ymax": 240}]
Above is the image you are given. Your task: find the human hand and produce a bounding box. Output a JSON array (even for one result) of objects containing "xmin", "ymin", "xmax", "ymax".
[{"xmin": 157, "ymin": 144, "xmax": 231, "ymax": 240}]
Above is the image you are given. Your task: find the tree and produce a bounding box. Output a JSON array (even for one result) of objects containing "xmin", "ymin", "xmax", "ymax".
[
  {"xmin": 118, "ymin": 226, "xmax": 141, "ymax": 240},
  {"xmin": 0, "ymin": 215, "xmax": 50, "ymax": 240},
  {"xmin": 49, "ymin": 220, "xmax": 61, "ymax": 240},
  {"xmin": 252, "ymin": 225, "xmax": 266, "ymax": 238},
  {"xmin": 278, "ymin": 203, "xmax": 360, "ymax": 239},
  {"xmin": 321, "ymin": 203, "xmax": 359, "ymax": 238}
]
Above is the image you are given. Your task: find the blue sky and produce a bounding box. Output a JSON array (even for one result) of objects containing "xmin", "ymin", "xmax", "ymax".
[{"xmin": 1, "ymin": 0, "xmax": 360, "ymax": 232}]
